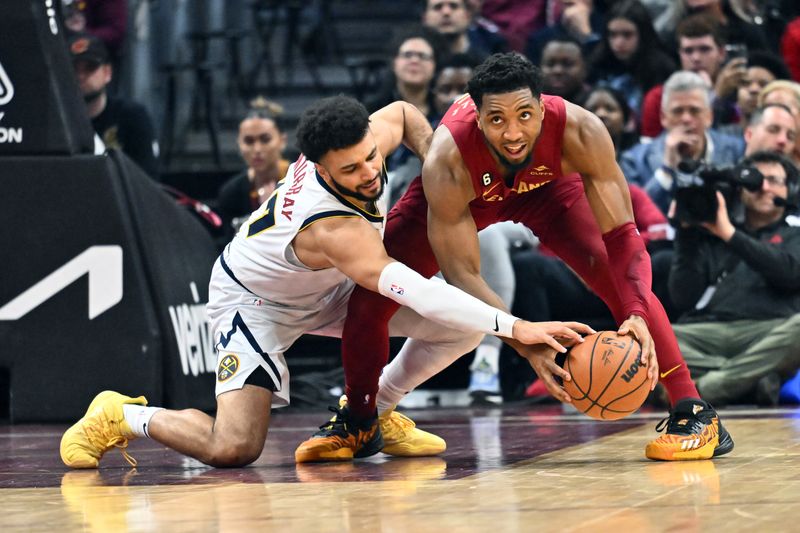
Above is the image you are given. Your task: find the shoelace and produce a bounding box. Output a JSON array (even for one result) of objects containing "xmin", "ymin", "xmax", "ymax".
[
  {"xmin": 316, "ymin": 405, "xmax": 351, "ymax": 437},
  {"xmin": 84, "ymin": 421, "xmax": 138, "ymax": 467},
  {"xmin": 654, "ymin": 410, "xmax": 707, "ymax": 437},
  {"xmin": 382, "ymin": 411, "xmax": 414, "ymax": 434}
]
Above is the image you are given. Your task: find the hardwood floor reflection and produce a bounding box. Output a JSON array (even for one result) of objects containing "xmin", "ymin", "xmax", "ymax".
[{"xmin": 2, "ymin": 407, "xmax": 798, "ymax": 532}]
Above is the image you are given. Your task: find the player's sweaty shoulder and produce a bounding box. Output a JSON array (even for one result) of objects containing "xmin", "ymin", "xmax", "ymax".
[
  {"xmin": 425, "ymin": 128, "xmax": 472, "ymax": 194},
  {"xmin": 561, "ymin": 102, "xmax": 605, "ymax": 175}
]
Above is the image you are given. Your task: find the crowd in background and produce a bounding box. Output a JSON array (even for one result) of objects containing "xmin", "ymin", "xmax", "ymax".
[{"xmin": 61, "ymin": 0, "xmax": 800, "ymax": 407}]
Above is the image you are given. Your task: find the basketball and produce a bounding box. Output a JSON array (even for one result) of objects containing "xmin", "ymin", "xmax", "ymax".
[{"xmin": 562, "ymin": 331, "xmax": 649, "ymax": 420}]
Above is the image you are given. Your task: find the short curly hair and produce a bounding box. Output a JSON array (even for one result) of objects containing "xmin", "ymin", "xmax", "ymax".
[
  {"xmin": 296, "ymin": 95, "xmax": 370, "ymax": 163},
  {"xmin": 466, "ymin": 53, "xmax": 543, "ymax": 108}
]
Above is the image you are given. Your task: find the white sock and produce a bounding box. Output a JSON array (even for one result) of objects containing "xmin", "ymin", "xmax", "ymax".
[
  {"xmin": 122, "ymin": 405, "xmax": 163, "ymax": 438},
  {"xmin": 377, "ymin": 371, "xmax": 408, "ymax": 413},
  {"xmin": 471, "ymin": 344, "xmax": 500, "ymax": 374}
]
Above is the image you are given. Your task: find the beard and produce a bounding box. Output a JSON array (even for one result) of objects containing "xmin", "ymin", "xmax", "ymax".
[
  {"xmin": 331, "ymin": 171, "xmax": 385, "ymax": 203},
  {"xmin": 83, "ymin": 89, "xmax": 104, "ymax": 104},
  {"xmin": 487, "ymin": 142, "xmax": 533, "ymax": 174}
]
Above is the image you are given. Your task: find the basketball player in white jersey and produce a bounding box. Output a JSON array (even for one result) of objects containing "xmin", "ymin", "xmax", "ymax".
[{"xmin": 61, "ymin": 96, "xmax": 592, "ymax": 468}]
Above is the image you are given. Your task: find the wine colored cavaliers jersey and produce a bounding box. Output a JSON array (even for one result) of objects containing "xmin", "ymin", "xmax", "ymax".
[{"xmin": 439, "ymin": 93, "xmax": 575, "ymax": 227}]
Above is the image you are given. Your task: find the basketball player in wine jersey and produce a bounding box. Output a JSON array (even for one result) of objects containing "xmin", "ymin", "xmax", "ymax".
[
  {"xmin": 326, "ymin": 53, "xmax": 734, "ymax": 461},
  {"xmin": 61, "ymin": 95, "xmax": 592, "ymax": 468}
]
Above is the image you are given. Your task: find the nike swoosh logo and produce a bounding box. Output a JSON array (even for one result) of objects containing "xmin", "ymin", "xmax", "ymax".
[
  {"xmin": 660, "ymin": 364, "xmax": 682, "ymax": 379},
  {"xmin": 492, "ymin": 314, "xmax": 499, "ymax": 332}
]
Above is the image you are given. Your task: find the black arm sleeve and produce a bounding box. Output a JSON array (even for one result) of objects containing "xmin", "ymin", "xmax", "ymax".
[
  {"xmin": 668, "ymin": 227, "xmax": 712, "ymax": 313},
  {"xmin": 727, "ymin": 229, "xmax": 800, "ymax": 291}
]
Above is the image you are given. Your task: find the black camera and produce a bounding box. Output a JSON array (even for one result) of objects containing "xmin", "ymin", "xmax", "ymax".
[{"xmin": 673, "ymin": 160, "xmax": 764, "ymax": 224}]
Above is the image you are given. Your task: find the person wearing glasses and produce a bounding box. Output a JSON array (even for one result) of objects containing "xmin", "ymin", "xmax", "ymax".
[{"xmin": 367, "ymin": 28, "xmax": 443, "ymax": 204}]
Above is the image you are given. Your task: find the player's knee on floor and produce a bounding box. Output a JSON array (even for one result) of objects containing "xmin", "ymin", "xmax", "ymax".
[{"xmin": 203, "ymin": 436, "xmax": 264, "ymax": 468}]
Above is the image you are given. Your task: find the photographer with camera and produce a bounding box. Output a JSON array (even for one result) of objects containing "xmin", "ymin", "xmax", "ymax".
[
  {"xmin": 621, "ymin": 70, "xmax": 745, "ymax": 215},
  {"xmin": 668, "ymin": 151, "xmax": 800, "ymax": 406}
]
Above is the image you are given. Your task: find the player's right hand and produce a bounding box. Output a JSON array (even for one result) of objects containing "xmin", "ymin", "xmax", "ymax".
[
  {"xmin": 510, "ymin": 342, "xmax": 572, "ymax": 403},
  {"xmin": 511, "ymin": 320, "xmax": 595, "ymax": 353}
]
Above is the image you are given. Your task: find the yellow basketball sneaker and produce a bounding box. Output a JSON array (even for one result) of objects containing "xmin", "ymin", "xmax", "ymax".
[
  {"xmin": 379, "ymin": 409, "xmax": 446, "ymax": 457},
  {"xmin": 645, "ymin": 399, "xmax": 734, "ymax": 461},
  {"xmin": 294, "ymin": 403, "xmax": 383, "ymax": 463},
  {"xmin": 60, "ymin": 390, "xmax": 147, "ymax": 468}
]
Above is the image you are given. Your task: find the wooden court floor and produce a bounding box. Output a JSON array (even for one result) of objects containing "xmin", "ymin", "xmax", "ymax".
[{"xmin": 1, "ymin": 404, "xmax": 798, "ymax": 532}]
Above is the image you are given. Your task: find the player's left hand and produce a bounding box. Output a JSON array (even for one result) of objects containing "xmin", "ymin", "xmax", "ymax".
[
  {"xmin": 618, "ymin": 315, "xmax": 658, "ymax": 391},
  {"xmin": 505, "ymin": 338, "xmax": 573, "ymax": 403},
  {"xmin": 700, "ymin": 191, "xmax": 736, "ymax": 241}
]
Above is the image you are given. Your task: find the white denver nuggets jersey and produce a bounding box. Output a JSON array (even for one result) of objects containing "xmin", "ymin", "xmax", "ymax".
[{"xmin": 219, "ymin": 154, "xmax": 387, "ymax": 307}]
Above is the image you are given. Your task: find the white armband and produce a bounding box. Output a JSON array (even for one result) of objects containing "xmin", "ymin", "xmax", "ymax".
[{"xmin": 377, "ymin": 261, "xmax": 518, "ymax": 337}]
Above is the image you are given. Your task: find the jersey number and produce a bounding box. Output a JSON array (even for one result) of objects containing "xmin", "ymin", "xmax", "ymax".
[{"xmin": 247, "ymin": 192, "xmax": 279, "ymax": 237}]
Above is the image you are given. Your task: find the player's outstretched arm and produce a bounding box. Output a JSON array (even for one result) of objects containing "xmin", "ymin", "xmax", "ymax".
[
  {"xmin": 306, "ymin": 216, "xmax": 589, "ymax": 349},
  {"xmin": 369, "ymin": 101, "xmax": 433, "ymax": 162},
  {"xmin": 563, "ymin": 103, "xmax": 658, "ymax": 388}
]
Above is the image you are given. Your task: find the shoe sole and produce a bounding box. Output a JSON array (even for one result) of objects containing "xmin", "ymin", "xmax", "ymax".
[
  {"xmin": 713, "ymin": 422, "xmax": 734, "ymax": 457},
  {"xmin": 354, "ymin": 431, "xmax": 384, "ymax": 459},
  {"xmin": 295, "ymin": 431, "xmax": 384, "ymax": 463},
  {"xmin": 382, "ymin": 439, "xmax": 446, "ymax": 457},
  {"xmin": 645, "ymin": 436, "xmax": 718, "ymax": 461}
]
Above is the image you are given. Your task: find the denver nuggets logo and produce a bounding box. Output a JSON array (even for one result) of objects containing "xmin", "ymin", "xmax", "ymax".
[{"xmin": 217, "ymin": 354, "xmax": 239, "ymax": 382}]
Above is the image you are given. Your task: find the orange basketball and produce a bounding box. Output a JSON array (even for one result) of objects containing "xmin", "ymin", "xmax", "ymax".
[{"xmin": 562, "ymin": 331, "xmax": 649, "ymax": 420}]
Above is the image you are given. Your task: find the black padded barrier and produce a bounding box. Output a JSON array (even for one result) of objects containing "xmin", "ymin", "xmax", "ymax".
[
  {"xmin": 0, "ymin": 156, "xmax": 164, "ymax": 421},
  {"xmin": 111, "ymin": 152, "xmax": 218, "ymax": 412},
  {"xmin": 0, "ymin": 0, "xmax": 94, "ymax": 155}
]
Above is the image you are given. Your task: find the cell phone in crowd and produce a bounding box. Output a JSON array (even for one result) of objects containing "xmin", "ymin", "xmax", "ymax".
[{"xmin": 724, "ymin": 43, "xmax": 748, "ymax": 63}]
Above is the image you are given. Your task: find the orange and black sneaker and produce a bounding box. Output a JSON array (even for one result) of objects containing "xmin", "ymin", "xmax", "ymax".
[
  {"xmin": 294, "ymin": 404, "xmax": 384, "ymax": 463},
  {"xmin": 645, "ymin": 399, "xmax": 734, "ymax": 461}
]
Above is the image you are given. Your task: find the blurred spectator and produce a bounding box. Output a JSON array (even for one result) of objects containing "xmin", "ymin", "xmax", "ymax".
[
  {"xmin": 643, "ymin": 0, "xmax": 690, "ymax": 44},
  {"xmin": 620, "ymin": 71, "xmax": 744, "ymax": 214},
  {"xmin": 365, "ymin": 28, "xmax": 440, "ymax": 119},
  {"xmin": 640, "ymin": 14, "xmax": 727, "ymax": 138},
  {"xmin": 743, "ymin": 104, "xmax": 797, "ymax": 157},
  {"xmin": 432, "ymin": 53, "xmax": 479, "ymax": 117},
  {"xmin": 215, "ymin": 98, "xmax": 288, "ymax": 241},
  {"xmin": 386, "ymin": 52, "xmax": 478, "ymax": 208},
  {"xmin": 579, "ymin": 85, "xmax": 639, "ymax": 155},
  {"xmin": 464, "ymin": 0, "xmax": 509, "ymax": 56},
  {"xmin": 422, "ymin": 0, "xmax": 498, "ymax": 62},
  {"xmin": 782, "ymin": 17, "xmax": 800, "ymax": 82},
  {"xmin": 525, "ymin": 0, "xmax": 604, "ymax": 66},
  {"xmin": 587, "ymin": 0, "xmax": 676, "ymax": 118},
  {"xmin": 540, "ymin": 36, "xmax": 590, "ymax": 103},
  {"xmin": 659, "ymin": 0, "xmax": 769, "ymax": 55},
  {"xmin": 668, "ymin": 151, "xmax": 800, "ymax": 406},
  {"xmin": 69, "ymin": 32, "xmax": 159, "ymax": 179},
  {"xmin": 727, "ymin": 0, "xmax": 796, "ymax": 53},
  {"xmin": 759, "ymin": 80, "xmax": 800, "ymax": 165},
  {"xmin": 480, "ymin": 0, "xmax": 556, "ymax": 52},
  {"xmin": 366, "ymin": 28, "xmax": 441, "ymax": 204},
  {"xmin": 62, "ymin": 0, "xmax": 127, "ymax": 61},
  {"xmin": 714, "ymin": 51, "xmax": 792, "ymax": 136}
]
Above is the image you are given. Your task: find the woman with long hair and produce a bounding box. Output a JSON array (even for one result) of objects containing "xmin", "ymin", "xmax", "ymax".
[
  {"xmin": 587, "ymin": 0, "xmax": 676, "ymax": 121},
  {"xmin": 215, "ymin": 97, "xmax": 289, "ymax": 238}
]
